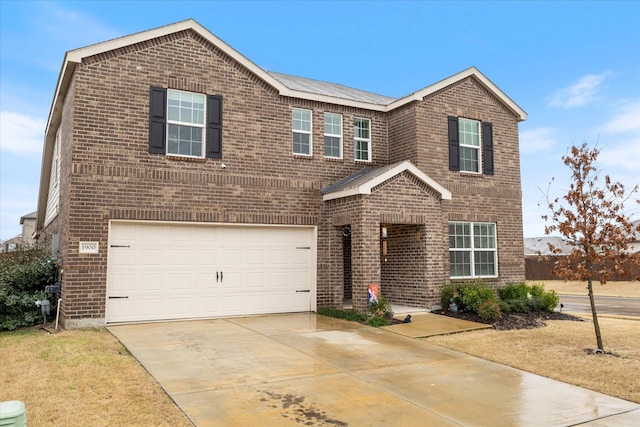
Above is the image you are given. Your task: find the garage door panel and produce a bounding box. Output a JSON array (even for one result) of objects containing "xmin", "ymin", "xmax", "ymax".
[
  {"xmin": 107, "ymin": 223, "xmax": 315, "ymax": 323},
  {"xmin": 244, "ymin": 271, "xmax": 265, "ymax": 288},
  {"xmin": 138, "ymin": 274, "xmax": 165, "ymax": 291},
  {"xmin": 110, "ymin": 249, "xmax": 135, "ymax": 266},
  {"xmin": 165, "ymin": 273, "xmax": 191, "ymax": 290},
  {"xmin": 139, "ymin": 249, "xmax": 162, "ymax": 265}
]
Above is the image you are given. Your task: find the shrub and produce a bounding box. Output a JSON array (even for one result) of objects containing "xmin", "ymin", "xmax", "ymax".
[
  {"xmin": 368, "ymin": 296, "xmax": 394, "ymax": 320},
  {"xmin": 440, "ymin": 284, "xmax": 457, "ymax": 311},
  {"xmin": 500, "ymin": 298, "xmax": 530, "ymax": 314},
  {"xmin": 0, "ymin": 248, "xmax": 58, "ymax": 331},
  {"xmin": 457, "ymin": 281, "xmax": 496, "ymax": 313},
  {"xmin": 497, "ymin": 282, "xmax": 530, "ymax": 301},
  {"xmin": 478, "ymin": 300, "xmax": 502, "ymax": 323},
  {"xmin": 532, "ymin": 289, "xmax": 560, "ymax": 312},
  {"xmin": 497, "ymin": 282, "xmax": 559, "ymax": 314}
]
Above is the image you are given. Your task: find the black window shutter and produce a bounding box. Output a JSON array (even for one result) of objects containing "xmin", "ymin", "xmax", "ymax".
[
  {"xmin": 148, "ymin": 86, "xmax": 167, "ymax": 154},
  {"xmin": 206, "ymin": 95, "xmax": 223, "ymax": 159},
  {"xmin": 482, "ymin": 122, "xmax": 494, "ymax": 175},
  {"xmin": 448, "ymin": 116, "xmax": 460, "ymax": 171}
]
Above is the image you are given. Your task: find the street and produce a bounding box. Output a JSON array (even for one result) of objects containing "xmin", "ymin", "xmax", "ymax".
[{"xmin": 558, "ymin": 295, "xmax": 640, "ymax": 317}]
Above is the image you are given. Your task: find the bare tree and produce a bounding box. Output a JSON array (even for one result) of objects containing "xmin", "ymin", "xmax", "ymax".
[{"xmin": 542, "ymin": 143, "xmax": 639, "ymax": 352}]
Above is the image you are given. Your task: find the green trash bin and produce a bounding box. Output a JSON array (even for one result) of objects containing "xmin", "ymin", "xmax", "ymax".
[{"xmin": 0, "ymin": 401, "xmax": 26, "ymax": 427}]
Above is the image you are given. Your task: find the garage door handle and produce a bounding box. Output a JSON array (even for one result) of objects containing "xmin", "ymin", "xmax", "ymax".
[
  {"xmin": 108, "ymin": 296, "xmax": 129, "ymax": 299},
  {"xmin": 296, "ymin": 290, "xmax": 310, "ymax": 293},
  {"xmin": 216, "ymin": 272, "xmax": 219, "ymax": 282},
  {"xmin": 221, "ymin": 271, "xmax": 223, "ymax": 282}
]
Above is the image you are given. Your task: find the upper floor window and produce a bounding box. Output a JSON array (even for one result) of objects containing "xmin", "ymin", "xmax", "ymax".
[
  {"xmin": 148, "ymin": 86, "xmax": 222, "ymax": 159},
  {"xmin": 354, "ymin": 117, "xmax": 371, "ymax": 162},
  {"xmin": 167, "ymin": 90, "xmax": 206, "ymax": 157},
  {"xmin": 458, "ymin": 118, "xmax": 480, "ymax": 172},
  {"xmin": 448, "ymin": 116, "xmax": 493, "ymax": 175},
  {"xmin": 449, "ymin": 222, "xmax": 498, "ymax": 278},
  {"xmin": 324, "ymin": 113, "xmax": 342, "ymax": 158},
  {"xmin": 293, "ymin": 108, "xmax": 312, "ymax": 156}
]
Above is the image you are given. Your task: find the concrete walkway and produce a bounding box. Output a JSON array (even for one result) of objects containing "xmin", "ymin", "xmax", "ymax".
[
  {"xmin": 382, "ymin": 312, "xmax": 492, "ymax": 338},
  {"xmin": 109, "ymin": 313, "xmax": 640, "ymax": 426}
]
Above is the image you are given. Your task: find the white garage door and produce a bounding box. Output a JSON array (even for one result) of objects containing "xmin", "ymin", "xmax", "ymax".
[{"xmin": 106, "ymin": 221, "xmax": 316, "ymax": 323}]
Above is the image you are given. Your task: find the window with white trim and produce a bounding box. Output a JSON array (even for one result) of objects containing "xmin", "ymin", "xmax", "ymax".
[
  {"xmin": 449, "ymin": 222, "xmax": 497, "ymax": 278},
  {"xmin": 324, "ymin": 113, "xmax": 342, "ymax": 158},
  {"xmin": 354, "ymin": 117, "xmax": 371, "ymax": 162},
  {"xmin": 458, "ymin": 118, "xmax": 481, "ymax": 173},
  {"xmin": 167, "ymin": 89, "xmax": 206, "ymax": 157},
  {"xmin": 292, "ymin": 108, "xmax": 312, "ymax": 155}
]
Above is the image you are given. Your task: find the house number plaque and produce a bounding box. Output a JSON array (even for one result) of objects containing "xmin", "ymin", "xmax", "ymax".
[{"xmin": 79, "ymin": 241, "xmax": 99, "ymax": 254}]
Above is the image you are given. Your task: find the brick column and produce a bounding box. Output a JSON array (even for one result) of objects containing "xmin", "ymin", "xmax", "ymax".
[{"xmin": 351, "ymin": 203, "xmax": 381, "ymax": 312}]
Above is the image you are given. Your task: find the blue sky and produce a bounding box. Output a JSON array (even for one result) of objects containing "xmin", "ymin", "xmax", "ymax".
[{"xmin": 1, "ymin": 0, "xmax": 639, "ymax": 241}]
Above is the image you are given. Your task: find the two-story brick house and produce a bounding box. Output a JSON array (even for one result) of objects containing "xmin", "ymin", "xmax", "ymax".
[{"xmin": 35, "ymin": 19, "xmax": 527, "ymax": 328}]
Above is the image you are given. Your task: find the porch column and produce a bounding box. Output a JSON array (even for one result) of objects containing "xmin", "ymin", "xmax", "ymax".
[{"xmin": 350, "ymin": 210, "xmax": 381, "ymax": 312}]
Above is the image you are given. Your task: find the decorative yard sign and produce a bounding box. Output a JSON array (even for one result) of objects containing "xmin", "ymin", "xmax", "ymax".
[{"xmin": 79, "ymin": 241, "xmax": 99, "ymax": 254}]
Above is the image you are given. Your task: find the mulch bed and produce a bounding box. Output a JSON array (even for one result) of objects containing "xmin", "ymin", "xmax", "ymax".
[{"xmin": 432, "ymin": 310, "xmax": 584, "ymax": 330}]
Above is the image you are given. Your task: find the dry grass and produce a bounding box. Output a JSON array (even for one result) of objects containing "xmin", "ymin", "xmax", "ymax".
[
  {"xmin": 530, "ymin": 280, "xmax": 640, "ymax": 297},
  {"xmin": 0, "ymin": 327, "xmax": 192, "ymax": 427},
  {"xmin": 426, "ymin": 316, "xmax": 640, "ymax": 403}
]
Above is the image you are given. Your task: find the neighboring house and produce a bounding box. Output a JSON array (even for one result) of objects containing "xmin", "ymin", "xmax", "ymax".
[
  {"xmin": 34, "ymin": 20, "xmax": 527, "ymax": 328},
  {"xmin": 524, "ymin": 236, "xmax": 571, "ymax": 280},
  {"xmin": 627, "ymin": 220, "xmax": 640, "ymax": 254},
  {"xmin": 1, "ymin": 235, "xmax": 22, "ymax": 253},
  {"xmin": 524, "ymin": 236, "xmax": 572, "ymax": 256},
  {"xmin": 0, "ymin": 211, "xmax": 37, "ymax": 253},
  {"xmin": 20, "ymin": 211, "xmax": 37, "ymax": 247}
]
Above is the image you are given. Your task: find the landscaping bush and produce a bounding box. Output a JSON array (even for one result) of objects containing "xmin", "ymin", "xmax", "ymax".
[
  {"xmin": 531, "ymin": 288, "xmax": 560, "ymax": 313},
  {"xmin": 0, "ymin": 248, "xmax": 58, "ymax": 331},
  {"xmin": 441, "ymin": 280, "xmax": 497, "ymax": 315},
  {"xmin": 440, "ymin": 284, "xmax": 456, "ymax": 311},
  {"xmin": 497, "ymin": 282, "xmax": 530, "ymax": 301},
  {"xmin": 318, "ymin": 295, "xmax": 394, "ymax": 328},
  {"xmin": 497, "ymin": 282, "xmax": 559, "ymax": 314},
  {"xmin": 368, "ymin": 296, "xmax": 394, "ymax": 320},
  {"xmin": 457, "ymin": 281, "xmax": 496, "ymax": 313},
  {"xmin": 478, "ymin": 300, "xmax": 502, "ymax": 323},
  {"xmin": 499, "ymin": 298, "xmax": 531, "ymax": 314}
]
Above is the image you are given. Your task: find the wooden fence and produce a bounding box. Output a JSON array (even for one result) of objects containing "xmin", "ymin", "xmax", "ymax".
[{"xmin": 525, "ymin": 256, "xmax": 640, "ymax": 281}]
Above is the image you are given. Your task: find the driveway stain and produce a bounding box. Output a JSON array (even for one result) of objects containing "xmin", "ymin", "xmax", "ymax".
[{"xmin": 259, "ymin": 390, "xmax": 348, "ymax": 426}]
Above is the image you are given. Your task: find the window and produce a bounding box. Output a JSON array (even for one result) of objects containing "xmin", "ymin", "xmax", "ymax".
[
  {"xmin": 458, "ymin": 118, "xmax": 480, "ymax": 172},
  {"xmin": 448, "ymin": 116, "xmax": 493, "ymax": 175},
  {"xmin": 167, "ymin": 90, "xmax": 206, "ymax": 157},
  {"xmin": 354, "ymin": 117, "xmax": 371, "ymax": 162},
  {"xmin": 324, "ymin": 113, "xmax": 342, "ymax": 158},
  {"xmin": 449, "ymin": 222, "xmax": 497, "ymax": 278},
  {"xmin": 292, "ymin": 108, "xmax": 312, "ymax": 155},
  {"xmin": 148, "ymin": 86, "xmax": 223, "ymax": 159}
]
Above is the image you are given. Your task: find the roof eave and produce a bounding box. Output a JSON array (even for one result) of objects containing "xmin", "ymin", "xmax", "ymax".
[{"xmin": 387, "ymin": 67, "xmax": 528, "ymax": 121}]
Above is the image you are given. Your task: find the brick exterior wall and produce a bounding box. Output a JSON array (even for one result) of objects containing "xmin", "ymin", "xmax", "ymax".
[
  {"xmin": 413, "ymin": 77, "xmax": 526, "ymax": 289},
  {"xmin": 40, "ymin": 29, "xmax": 525, "ymax": 327}
]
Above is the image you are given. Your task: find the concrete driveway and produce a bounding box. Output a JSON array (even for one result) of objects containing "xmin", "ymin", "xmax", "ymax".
[{"xmin": 109, "ymin": 313, "xmax": 640, "ymax": 426}]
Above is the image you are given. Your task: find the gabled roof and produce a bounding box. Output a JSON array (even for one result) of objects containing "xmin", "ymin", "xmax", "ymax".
[
  {"xmin": 46, "ymin": 19, "xmax": 526, "ymax": 135},
  {"xmin": 20, "ymin": 211, "xmax": 37, "ymax": 225},
  {"xmin": 321, "ymin": 161, "xmax": 451, "ymax": 202},
  {"xmin": 36, "ymin": 19, "xmax": 525, "ymax": 233}
]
